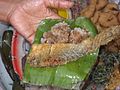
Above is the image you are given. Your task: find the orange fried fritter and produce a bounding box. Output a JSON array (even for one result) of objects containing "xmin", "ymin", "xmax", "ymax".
[
  {"xmin": 96, "ymin": 0, "xmax": 108, "ymax": 10},
  {"xmin": 98, "ymin": 12, "xmax": 119, "ymax": 28},
  {"xmin": 104, "ymin": 3, "xmax": 119, "ymax": 15},
  {"xmin": 118, "ymin": 13, "xmax": 120, "ymax": 23},
  {"xmin": 91, "ymin": 11, "xmax": 100, "ymax": 24},
  {"xmin": 80, "ymin": 4, "xmax": 96, "ymax": 18}
]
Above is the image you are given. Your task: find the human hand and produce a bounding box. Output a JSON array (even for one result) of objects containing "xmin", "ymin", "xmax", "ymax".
[{"xmin": 8, "ymin": 0, "xmax": 73, "ymax": 43}]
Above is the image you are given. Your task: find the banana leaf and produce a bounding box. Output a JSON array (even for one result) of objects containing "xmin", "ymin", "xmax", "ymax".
[{"xmin": 23, "ymin": 17, "xmax": 98, "ymax": 89}]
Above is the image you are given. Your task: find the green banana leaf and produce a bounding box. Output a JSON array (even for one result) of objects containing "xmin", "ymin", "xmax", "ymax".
[{"xmin": 23, "ymin": 17, "xmax": 98, "ymax": 89}]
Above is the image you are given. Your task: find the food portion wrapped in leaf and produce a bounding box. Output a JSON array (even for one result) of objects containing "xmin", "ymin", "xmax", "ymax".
[
  {"xmin": 27, "ymin": 17, "xmax": 97, "ymax": 67},
  {"xmin": 27, "ymin": 25, "xmax": 120, "ymax": 67},
  {"xmin": 23, "ymin": 17, "xmax": 99, "ymax": 89}
]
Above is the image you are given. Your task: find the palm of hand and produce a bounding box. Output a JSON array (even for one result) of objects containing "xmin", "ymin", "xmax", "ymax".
[{"xmin": 9, "ymin": 0, "xmax": 72, "ymax": 43}]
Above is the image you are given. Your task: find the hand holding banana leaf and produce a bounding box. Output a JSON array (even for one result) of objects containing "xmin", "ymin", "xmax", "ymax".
[{"xmin": 9, "ymin": 0, "xmax": 73, "ymax": 43}]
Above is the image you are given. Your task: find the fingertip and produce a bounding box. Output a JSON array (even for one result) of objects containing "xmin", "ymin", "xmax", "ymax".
[
  {"xmin": 60, "ymin": 1, "xmax": 74, "ymax": 9},
  {"xmin": 46, "ymin": 0, "xmax": 74, "ymax": 9},
  {"xmin": 46, "ymin": 14, "xmax": 61, "ymax": 19},
  {"xmin": 68, "ymin": 1, "xmax": 74, "ymax": 8},
  {"xmin": 27, "ymin": 33, "xmax": 35, "ymax": 44}
]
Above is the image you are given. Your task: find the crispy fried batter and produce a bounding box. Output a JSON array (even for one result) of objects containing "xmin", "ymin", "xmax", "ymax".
[
  {"xmin": 105, "ymin": 37, "xmax": 120, "ymax": 53},
  {"xmin": 118, "ymin": 12, "xmax": 120, "ymax": 23},
  {"xmin": 69, "ymin": 28, "xmax": 89, "ymax": 44},
  {"xmin": 69, "ymin": 30, "xmax": 83, "ymax": 44},
  {"xmin": 28, "ymin": 44, "xmax": 52, "ymax": 66},
  {"xmin": 27, "ymin": 26, "xmax": 120, "ymax": 67},
  {"xmin": 89, "ymin": 0, "xmax": 97, "ymax": 5},
  {"xmin": 91, "ymin": 11, "xmax": 100, "ymax": 24},
  {"xmin": 80, "ymin": 0, "xmax": 120, "ymax": 32},
  {"xmin": 42, "ymin": 22, "xmax": 90, "ymax": 44},
  {"xmin": 104, "ymin": 3, "xmax": 118, "ymax": 11},
  {"xmin": 104, "ymin": 3, "xmax": 119, "ymax": 15},
  {"xmin": 80, "ymin": 4, "xmax": 96, "ymax": 18},
  {"xmin": 42, "ymin": 22, "xmax": 70, "ymax": 44},
  {"xmin": 105, "ymin": 65, "xmax": 120, "ymax": 90},
  {"xmin": 96, "ymin": 0, "xmax": 108, "ymax": 10},
  {"xmin": 43, "ymin": 32, "xmax": 57, "ymax": 44},
  {"xmin": 98, "ymin": 12, "xmax": 119, "ymax": 28}
]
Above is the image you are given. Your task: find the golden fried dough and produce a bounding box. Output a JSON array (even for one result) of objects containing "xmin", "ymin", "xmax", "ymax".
[
  {"xmin": 80, "ymin": 4, "xmax": 96, "ymax": 18},
  {"xmin": 104, "ymin": 3, "xmax": 119, "ymax": 15},
  {"xmin": 91, "ymin": 11, "xmax": 100, "ymax": 24},
  {"xmin": 28, "ymin": 26, "xmax": 120, "ymax": 67},
  {"xmin": 96, "ymin": 0, "xmax": 108, "ymax": 10},
  {"xmin": 105, "ymin": 65, "xmax": 120, "ymax": 90},
  {"xmin": 98, "ymin": 12, "xmax": 119, "ymax": 28},
  {"xmin": 118, "ymin": 12, "xmax": 120, "ymax": 23},
  {"xmin": 80, "ymin": 0, "xmax": 120, "ymax": 31},
  {"xmin": 90, "ymin": 0, "xmax": 97, "ymax": 5}
]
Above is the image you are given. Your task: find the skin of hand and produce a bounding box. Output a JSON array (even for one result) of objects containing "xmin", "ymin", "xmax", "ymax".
[
  {"xmin": 0, "ymin": 0, "xmax": 21, "ymax": 22},
  {"xmin": 7, "ymin": 0, "xmax": 73, "ymax": 43}
]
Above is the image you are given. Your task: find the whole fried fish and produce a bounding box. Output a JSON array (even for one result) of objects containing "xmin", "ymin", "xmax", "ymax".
[{"xmin": 27, "ymin": 26, "xmax": 120, "ymax": 67}]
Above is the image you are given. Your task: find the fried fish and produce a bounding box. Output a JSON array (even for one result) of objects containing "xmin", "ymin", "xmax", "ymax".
[{"xmin": 27, "ymin": 25, "xmax": 120, "ymax": 67}]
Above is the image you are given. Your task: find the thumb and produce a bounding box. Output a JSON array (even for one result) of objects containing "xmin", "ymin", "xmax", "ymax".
[{"xmin": 45, "ymin": 0, "xmax": 73, "ymax": 9}]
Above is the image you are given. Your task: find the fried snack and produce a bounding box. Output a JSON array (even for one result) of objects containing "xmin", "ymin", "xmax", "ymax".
[
  {"xmin": 42, "ymin": 22, "xmax": 89, "ymax": 44},
  {"xmin": 89, "ymin": 0, "xmax": 97, "ymax": 5},
  {"xmin": 80, "ymin": 0, "xmax": 120, "ymax": 31},
  {"xmin": 118, "ymin": 12, "xmax": 120, "ymax": 23},
  {"xmin": 104, "ymin": 3, "xmax": 119, "ymax": 15},
  {"xmin": 42, "ymin": 32, "xmax": 57, "ymax": 44},
  {"xmin": 43, "ymin": 22, "xmax": 70, "ymax": 44},
  {"xmin": 98, "ymin": 12, "xmax": 119, "ymax": 28},
  {"xmin": 91, "ymin": 11, "xmax": 100, "ymax": 24},
  {"xmin": 105, "ymin": 37, "xmax": 120, "ymax": 53},
  {"xmin": 27, "ymin": 26, "xmax": 120, "ymax": 67},
  {"xmin": 69, "ymin": 30, "xmax": 83, "ymax": 43},
  {"xmin": 96, "ymin": 0, "xmax": 108, "ymax": 10},
  {"xmin": 80, "ymin": 4, "xmax": 96, "ymax": 18},
  {"xmin": 105, "ymin": 65, "xmax": 120, "ymax": 90},
  {"xmin": 69, "ymin": 28, "xmax": 89, "ymax": 44}
]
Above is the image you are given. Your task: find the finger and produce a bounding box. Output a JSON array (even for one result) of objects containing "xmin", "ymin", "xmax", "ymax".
[
  {"xmin": 28, "ymin": 15, "xmax": 61, "ymax": 43},
  {"xmin": 10, "ymin": 17, "xmax": 36, "ymax": 43},
  {"xmin": 16, "ymin": 25, "xmax": 35, "ymax": 43},
  {"xmin": 45, "ymin": 0, "xmax": 74, "ymax": 9},
  {"xmin": 27, "ymin": 32, "xmax": 35, "ymax": 44},
  {"xmin": 14, "ymin": 24, "xmax": 35, "ymax": 43},
  {"xmin": 45, "ymin": 13, "xmax": 61, "ymax": 19}
]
